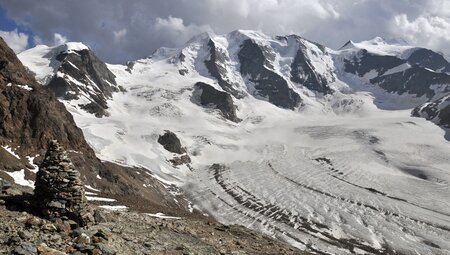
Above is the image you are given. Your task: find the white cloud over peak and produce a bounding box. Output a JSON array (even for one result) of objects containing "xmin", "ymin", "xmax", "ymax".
[
  {"xmin": 0, "ymin": 29, "xmax": 28, "ymax": 53},
  {"xmin": 393, "ymin": 14, "xmax": 450, "ymax": 53},
  {"xmin": 53, "ymin": 33, "xmax": 67, "ymax": 46},
  {"xmin": 154, "ymin": 16, "xmax": 212, "ymax": 46}
]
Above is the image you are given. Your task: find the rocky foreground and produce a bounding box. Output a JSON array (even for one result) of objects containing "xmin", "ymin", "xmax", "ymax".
[
  {"xmin": 0, "ymin": 140, "xmax": 305, "ymax": 255},
  {"xmin": 0, "ymin": 192, "xmax": 305, "ymax": 255}
]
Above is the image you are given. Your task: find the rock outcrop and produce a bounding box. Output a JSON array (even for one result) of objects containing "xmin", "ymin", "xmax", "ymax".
[
  {"xmin": 158, "ymin": 131, "xmax": 185, "ymax": 154},
  {"xmin": 344, "ymin": 49, "xmax": 450, "ymax": 99},
  {"xmin": 412, "ymin": 94, "xmax": 450, "ymax": 128},
  {"xmin": 204, "ymin": 39, "xmax": 246, "ymax": 98},
  {"xmin": 238, "ymin": 39, "xmax": 302, "ymax": 109},
  {"xmin": 194, "ymin": 82, "xmax": 240, "ymax": 122},
  {"xmin": 158, "ymin": 131, "xmax": 192, "ymax": 166},
  {"xmin": 34, "ymin": 140, "xmax": 93, "ymax": 226},
  {"xmin": 47, "ymin": 44, "xmax": 120, "ymax": 117},
  {"xmin": 286, "ymin": 35, "xmax": 335, "ymax": 94}
]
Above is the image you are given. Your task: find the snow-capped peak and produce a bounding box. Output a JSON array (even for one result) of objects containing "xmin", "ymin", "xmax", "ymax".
[
  {"xmin": 59, "ymin": 42, "xmax": 90, "ymax": 54},
  {"xmin": 18, "ymin": 42, "xmax": 90, "ymax": 85},
  {"xmin": 339, "ymin": 36, "xmax": 415, "ymax": 56}
]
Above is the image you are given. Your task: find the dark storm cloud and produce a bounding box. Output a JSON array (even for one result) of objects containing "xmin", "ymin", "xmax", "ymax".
[{"xmin": 1, "ymin": 0, "xmax": 449, "ymax": 63}]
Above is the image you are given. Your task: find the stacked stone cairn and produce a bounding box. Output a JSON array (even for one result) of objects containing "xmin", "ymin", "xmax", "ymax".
[{"xmin": 34, "ymin": 140, "xmax": 93, "ymax": 226}]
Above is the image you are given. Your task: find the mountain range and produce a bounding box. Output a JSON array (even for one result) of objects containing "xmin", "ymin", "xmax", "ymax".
[{"xmin": 1, "ymin": 30, "xmax": 450, "ymax": 254}]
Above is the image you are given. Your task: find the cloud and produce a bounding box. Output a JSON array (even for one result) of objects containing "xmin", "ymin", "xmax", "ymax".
[
  {"xmin": 0, "ymin": 29, "xmax": 28, "ymax": 53},
  {"xmin": 0, "ymin": 0, "xmax": 449, "ymax": 63},
  {"xmin": 53, "ymin": 33, "xmax": 67, "ymax": 45},
  {"xmin": 154, "ymin": 16, "xmax": 212, "ymax": 46},
  {"xmin": 113, "ymin": 28, "xmax": 127, "ymax": 43},
  {"xmin": 392, "ymin": 14, "xmax": 450, "ymax": 53}
]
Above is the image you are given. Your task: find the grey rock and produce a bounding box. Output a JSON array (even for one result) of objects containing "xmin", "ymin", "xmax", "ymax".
[
  {"xmin": 74, "ymin": 244, "xmax": 95, "ymax": 253},
  {"xmin": 204, "ymin": 39, "xmax": 245, "ymax": 98},
  {"xmin": 47, "ymin": 46, "xmax": 118, "ymax": 118},
  {"xmin": 286, "ymin": 35, "xmax": 334, "ymax": 94},
  {"xmin": 158, "ymin": 131, "xmax": 186, "ymax": 154},
  {"xmin": 94, "ymin": 243, "xmax": 116, "ymax": 255},
  {"xmin": 18, "ymin": 230, "xmax": 33, "ymax": 240},
  {"xmin": 238, "ymin": 39, "xmax": 301, "ymax": 109},
  {"xmin": 412, "ymin": 94, "xmax": 450, "ymax": 128},
  {"xmin": 93, "ymin": 210, "xmax": 108, "ymax": 223},
  {"xmin": 344, "ymin": 49, "xmax": 450, "ymax": 99},
  {"xmin": 193, "ymin": 82, "xmax": 240, "ymax": 122},
  {"xmin": 13, "ymin": 242, "xmax": 37, "ymax": 255},
  {"xmin": 407, "ymin": 48, "xmax": 450, "ymax": 73},
  {"xmin": 75, "ymin": 233, "xmax": 91, "ymax": 244}
]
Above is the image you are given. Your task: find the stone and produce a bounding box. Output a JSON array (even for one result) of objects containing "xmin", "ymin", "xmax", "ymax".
[
  {"xmin": 25, "ymin": 217, "xmax": 42, "ymax": 229},
  {"xmin": 75, "ymin": 233, "xmax": 90, "ymax": 244},
  {"xmin": 74, "ymin": 244, "xmax": 95, "ymax": 253},
  {"xmin": 36, "ymin": 243, "xmax": 67, "ymax": 255},
  {"xmin": 54, "ymin": 219, "xmax": 71, "ymax": 233},
  {"xmin": 18, "ymin": 230, "xmax": 33, "ymax": 240},
  {"xmin": 94, "ymin": 243, "xmax": 116, "ymax": 255},
  {"xmin": 34, "ymin": 140, "xmax": 93, "ymax": 226},
  {"xmin": 65, "ymin": 220, "xmax": 79, "ymax": 230},
  {"xmin": 93, "ymin": 210, "xmax": 108, "ymax": 223},
  {"xmin": 13, "ymin": 242, "xmax": 37, "ymax": 255},
  {"xmin": 41, "ymin": 223, "xmax": 57, "ymax": 233},
  {"xmin": 91, "ymin": 229, "xmax": 110, "ymax": 244}
]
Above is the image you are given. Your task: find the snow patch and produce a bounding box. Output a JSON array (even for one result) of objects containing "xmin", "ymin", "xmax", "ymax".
[
  {"xmin": 2, "ymin": 169, "xmax": 34, "ymax": 188},
  {"xmin": 146, "ymin": 212, "xmax": 181, "ymax": 220},
  {"xmin": 98, "ymin": 205, "xmax": 128, "ymax": 211},
  {"xmin": 2, "ymin": 145, "xmax": 20, "ymax": 159},
  {"xmin": 86, "ymin": 196, "xmax": 116, "ymax": 202}
]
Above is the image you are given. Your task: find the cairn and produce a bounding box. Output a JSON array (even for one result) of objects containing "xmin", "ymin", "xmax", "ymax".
[{"xmin": 34, "ymin": 140, "xmax": 93, "ymax": 226}]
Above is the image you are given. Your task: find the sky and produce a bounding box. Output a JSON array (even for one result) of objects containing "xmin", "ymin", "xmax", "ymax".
[{"xmin": 0, "ymin": 0, "xmax": 449, "ymax": 63}]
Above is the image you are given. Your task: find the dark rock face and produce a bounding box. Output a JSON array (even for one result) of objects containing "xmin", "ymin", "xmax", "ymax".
[
  {"xmin": 238, "ymin": 39, "xmax": 301, "ymax": 109},
  {"xmin": 0, "ymin": 38, "xmax": 35, "ymax": 86},
  {"xmin": 194, "ymin": 82, "xmax": 239, "ymax": 122},
  {"xmin": 34, "ymin": 140, "xmax": 93, "ymax": 226},
  {"xmin": 0, "ymin": 38, "xmax": 90, "ymax": 156},
  {"xmin": 47, "ymin": 48, "xmax": 118, "ymax": 117},
  {"xmin": 158, "ymin": 131, "xmax": 186, "ymax": 154},
  {"xmin": 344, "ymin": 50, "xmax": 406, "ymax": 77},
  {"xmin": 407, "ymin": 48, "xmax": 450, "ymax": 73},
  {"xmin": 370, "ymin": 66, "xmax": 450, "ymax": 98},
  {"xmin": 204, "ymin": 39, "xmax": 245, "ymax": 98},
  {"xmin": 287, "ymin": 36, "xmax": 334, "ymax": 94},
  {"xmin": 412, "ymin": 95, "xmax": 450, "ymax": 128},
  {"xmin": 345, "ymin": 49, "xmax": 450, "ymax": 98}
]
